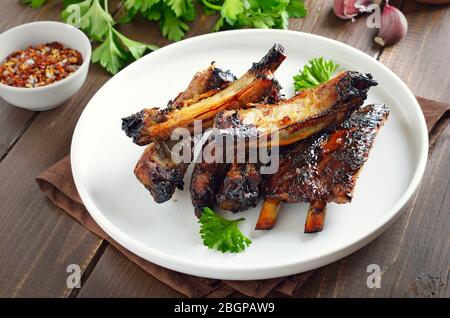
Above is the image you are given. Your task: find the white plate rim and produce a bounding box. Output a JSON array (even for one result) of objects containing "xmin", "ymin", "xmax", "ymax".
[{"xmin": 71, "ymin": 29, "xmax": 428, "ymax": 280}]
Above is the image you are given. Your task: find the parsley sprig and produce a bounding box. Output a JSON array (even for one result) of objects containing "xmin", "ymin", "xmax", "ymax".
[
  {"xmin": 61, "ymin": 0, "xmax": 158, "ymax": 74},
  {"xmin": 203, "ymin": 0, "xmax": 307, "ymax": 31},
  {"xmin": 122, "ymin": 0, "xmax": 196, "ymax": 41},
  {"xmin": 199, "ymin": 207, "xmax": 252, "ymax": 253},
  {"xmin": 21, "ymin": 0, "xmax": 308, "ymax": 75},
  {"xmin": 293, "ymin": 57, "xmax": 339, "ymax": 91}
]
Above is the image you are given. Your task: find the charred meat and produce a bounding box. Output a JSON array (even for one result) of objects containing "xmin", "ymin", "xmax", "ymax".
[
  {"xmin": 190, "ymin": 140, "xmax": 228, "ymax": 217},
  {"xmin": 134, "ymin": 64, "xmax": 235, "ymax": 203},
  {"xmin": 261, "ymin": 103, "xmax": 390, "ymax": 232},
  {"xmin": 189, "ymin": 71, "xmax": 282, "ymax": 216},
  {"xmin": 134, "ymin": 140, "xmax": 190, "ymax": 203},
  {"xmin": 216, "ymin": 163, "xmax": 261, "ymax": 213},
  {"xmin": 169, "ymin": 63, "xmax": 237, "ymax": 110},
  {"xmin": 124, "ymin": 44, "xmax": 389, "ymax": 236},
  {"xmin": 214, "ymin": 71, "xmax": 377, "ymax": 148},
  {"xmin": 122, "ymin": 44, "xmax": 287, "ymax": 145}
]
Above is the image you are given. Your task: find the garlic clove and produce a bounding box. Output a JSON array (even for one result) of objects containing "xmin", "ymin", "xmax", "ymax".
[
  {"xmin": 334, "ymin": 0, "xmax": 360, "ymax": 20},
  {"xmin": 356, "ymin": 0, "xmax": 382, "ymax": 11},
  {"xmin": 333, "ymin": 0, "xmax": 378, "ymax": 20},
  {"xmin": 374, "ymin": 2, "xmax": 408, "ymax": 46}
]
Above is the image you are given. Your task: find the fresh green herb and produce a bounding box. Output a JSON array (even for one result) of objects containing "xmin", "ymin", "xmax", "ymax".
[
  {"xmin": 90, "ymin": 25, "xmax": 158, "ymax": 74},
  {"xmin": 160, "ymin": 3, "xmax": 192, "ymax": 41},
  {"xmin": 286, "ymin": 0, "xmax": 308, "ymax": 18},
  {"xmin": 60, "ymin": 0, "xmax": 158, "ymax": 74},
  {"xmin": 199, "ymin": 207, "xmax": 252, "ymax": 253},
  {"xmin": 293, "ymin": 57, "xmax": 339, "ymax": 91},
  {"xmin": 203, "ymin": 0, "xmax": 307, "ymax": 30},
  {"xmin": 20, "ymin": 0, "xmax": 308, "ymax": 74},
  {"xmin": 20, "ymin": 0, "xmax": 46, "ymax": 8},
  {"xmin": 63, "ymin": 0, "xmax": 114, "ymax": 41},
  {"xmin": 113, "ymin": 28, "xmax": 159, "ymax": 60},
  {"xmin": 123, "ymin": 0, "xmax": 196, "ymax": 41},
  {"xmin": 91, "ymin": 27, "xmax": 125, "ymax": 75}
]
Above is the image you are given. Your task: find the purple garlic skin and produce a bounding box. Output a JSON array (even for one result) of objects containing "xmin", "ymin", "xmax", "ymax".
[
  {"xmin": 333, "ymin": 0, "xmax": 377, "ymax": 20},
  {"xmin": 374, "ymin": 2, "xmax": 408, "ymax": 46}
]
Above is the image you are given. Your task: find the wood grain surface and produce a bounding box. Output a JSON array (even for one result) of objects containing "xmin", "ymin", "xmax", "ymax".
[
  {"xmin": 0, "ymin": 0, "xmax": 121, "ymax": 297},
  {"xmin": 0, "ymin": 0, "xmax": 449, "ymax": 298},
  {"xmin": 0, "ymin": 1, "xmax": 59, "ymax": 160}
]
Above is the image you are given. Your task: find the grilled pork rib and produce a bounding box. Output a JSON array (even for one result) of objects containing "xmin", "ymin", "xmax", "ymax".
[
  {"xmin": 134, "ymin": 64, "xmax": 236, "ymax": 203},
  {"xmin": 188, "ymin": 54, "xmax": 285, "ymax": 215},
  {"xmin": 134, "ymin": 140, "xmax": 191, "ymax": 203},
  {"xmin": 261, "ymin": 103, "xmax": 390, "ymax": 232},
  {"xmin": 122, "ymin": 44, "xmax": 287, "ymax": 145},
  {"xmin": 214, "ymin": 71, "xmax": 377, "ymax": 148},
  {"xmin": 190, "ymin": 140, "xmax": 228, "ymax": 217},
  {"xmin": 169, "ymin": 64, "xmax": 236, "ymax": 110},
  {"xmin": 216, "ymin": 162, "xmax": 261, "ymax": 213},
  {"xmin": 190, "ymin": 71, "xmax": 377, "ymax": 216},
  {"xmin": 190, "ymin": 82, "xmax": 283, "ymax": 216}
]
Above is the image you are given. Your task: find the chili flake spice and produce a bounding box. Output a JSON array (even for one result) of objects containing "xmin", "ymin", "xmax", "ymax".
[{"xmin": 0, "ymin": 42, "xmax": 83, "ymax": 88}]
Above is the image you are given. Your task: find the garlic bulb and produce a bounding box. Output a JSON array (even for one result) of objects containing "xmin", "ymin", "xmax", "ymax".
[
  {"xmin": 374, "ymin": 1, "xmax": 408, "ymax": 46},
  {"xmin": 333, "ymin": 0, "xmax": 377, "ymax": 20}
]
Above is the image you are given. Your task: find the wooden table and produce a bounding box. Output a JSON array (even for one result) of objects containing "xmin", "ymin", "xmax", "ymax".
[{"xmin": 0, "ymin": 0, "xmax": 449, "ymax": 298}]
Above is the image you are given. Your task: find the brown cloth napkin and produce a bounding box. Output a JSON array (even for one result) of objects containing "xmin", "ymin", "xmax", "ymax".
[{"xmin": 36, "ymin": 97, "xmax": 449, "ymax": 298}]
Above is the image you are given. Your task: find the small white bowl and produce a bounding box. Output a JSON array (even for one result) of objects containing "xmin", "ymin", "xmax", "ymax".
[{"xmin": 0, "ymin": 21, "xmax": 92, "ymax": 111}]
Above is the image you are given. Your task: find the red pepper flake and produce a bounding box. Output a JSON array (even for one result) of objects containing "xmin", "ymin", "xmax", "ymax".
[{"xmin": 0, "ymin": 42, "xmax": 83, "ymax": 88}]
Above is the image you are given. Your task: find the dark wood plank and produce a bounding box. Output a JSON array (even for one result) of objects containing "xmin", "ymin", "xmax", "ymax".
[
  {"xmin": 0, "ymin": 0, "xmax": 64, "ymax": 160},
  {"xmin": 297, "ymin": 0, "xmax": 381, "ymax": 56},
  {"xmin": 0, "ymin": 0, "xmax": 127, "ymax": 297},
  {"xmin": 0, "ymin": 0, "xmax": 123, "ymax": 161},
  {"xmin": 0, "ymin": 67, "xmax": 111, "ymax": 297},
  {"xmin": 77, "ymin": 2, "xmax": 388, "ymax": 298},
  {"xmin": 77, "ymin": 246, "xmax": 184, "ymax": 298},
  {"xmin": 0, "ymin": 0, "xmax": 61, "ymax": 32},
  {"xmin": 377, "ymin": 1, "xmax": 450, "ymax": 103},
  {"xmin": 0, "ymin": 106, "xmax": 35, "ymax": 161}
]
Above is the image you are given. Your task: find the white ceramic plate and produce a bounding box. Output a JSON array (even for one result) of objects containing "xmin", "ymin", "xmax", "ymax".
[{"xmin": 71, "ymin": 30, "xmax": 428, "ymax": 280}]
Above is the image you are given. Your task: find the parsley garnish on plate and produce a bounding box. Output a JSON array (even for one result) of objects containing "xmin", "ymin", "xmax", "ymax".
[
  {"xmin": 293, "ymin": 57, "xmax": 339, "ymax": 91},
  {"xmin": 199, "ymin": 207, "xmax": 252, "ymax": 253}
]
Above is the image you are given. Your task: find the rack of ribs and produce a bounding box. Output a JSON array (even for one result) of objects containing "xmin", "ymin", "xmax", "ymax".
[
  {"xmin": 134, "ymin": 59, "xmax": 282, "ymax": 204},
  {"xmin": 133, "ymin": 64, "xmax": 237, "ymax": 203},
  {"xmin": 190, "ymin": 71, "xmax": 378, "ymax": 217},
  {"xmin": 125, "ymin": 43, "xmax": 385, "ymax": 228},
  {"xmin": 257, "ymin": 103, "xmax": 390, "ymax": 232},
  {"xmin": 122, "ymin": 44, "xmax": 287, "ymax": 146},
  {"xmin": 214, "ymin": 71, "xmax": 377, "ymax": 148},
  {"xmin": 189, "ymin": 81, "xmax": 283, "ymax": 215}
]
